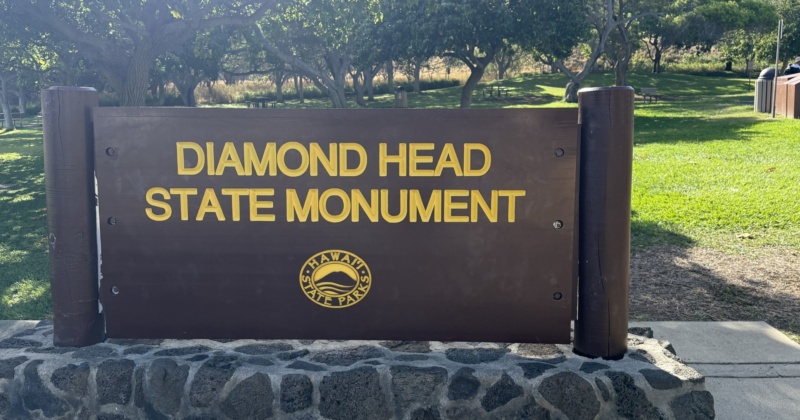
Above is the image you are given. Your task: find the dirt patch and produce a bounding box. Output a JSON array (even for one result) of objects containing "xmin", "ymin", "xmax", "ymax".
[{"xmin": 630, "ymin": 246, "xmax": 800, "ymax": 342}]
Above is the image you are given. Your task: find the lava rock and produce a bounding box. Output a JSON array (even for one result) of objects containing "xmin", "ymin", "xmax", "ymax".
[
  {"xmin": 0, "ymin": 356, "xmax": 27, "ymax": 380},
  {"xmin": 277, "ymin": 349, "xmax": 310, "ymax": 361},
  {"xmin": 444, "ymin": 348, "xmax": 507, "ymax": 364},
  {"xmin": 391, "ymin": 365, "xmax": 448, "ymax": 412},
  {"xmin": 287, "ymin": 361, "xmax": 326, "ymax": 372},
  {"xmin": 220, "ymin": 373, "xmax": 274, "ymax": 419},
  {"xmin": 153, "ymin": 345, "xmax": 210, "ymax": 357},
  {"xmin": 628, "ymin": 327, "xmax": 654, "ymax": 338},
  {"xmin": 73, "ymin": 345, "xmax": 117, "ymax": 359},
  {"xmin": 380, "ymin": 341, "xmax": 432, "ymax": 353},
  {"xmin": 319, "ymin": 367, "xmax": 390, "ymax": 420},
  {"xmin": 670, "ymin": 390, "xmax": 715, "ymax": 420},
  {"xmin": 97, "ymin": 359, "xmax": 135, "ymax": 405},
  {"xmin": 640, "ymin": 369, "xmax": 683, "ymax": 390},
  {"xmin": 481, "ymin": 373, "xmax": 524, "ymax": 412},
  {"xmin": 234, "ymin": 343, "xmax": 294, "ymax": 355},
  {"xmin": 538, "ymin": 372, "xmax": 600, "ymax": 420},
  {"xmin": 606, "ymin": 371, "xmax": 665, "ymax": 419},
  {"xmin": 519, "ymin": 362, "xmax": 557, "ymax": 379},
  {"xmin": 410, "ymin": 407, "xmax": 442, "ymax": 420},
  {"xmin": 0, "ymin": 338, "xmax": 42, "ymax": 349},
  {"xmin": 123, "ymin": 346, "xmax": 153, "ymax": 355},
  {"xmin": 22, "ymin": 360, "xmax": 70, "ymax": 417},
  {"xmin": 189, "ymin": 355, "xmax": 241, "ymax": 407},
  {"xmin": 447, "ymin": 367, "xmax": 481, "ymax": 401},
  {"xmin": 595, "ymin": 378, "xmax": 610, "ymax": 402},
  {"xmin": 148, "ymin": 358, "xmax": 189, "ymax": 416},
  {"xmin": 579, "ymin": 362, "xmax": 609, "ymax": 374},
  {"xmin": 311, "ymin": 346, "xmax": 384, "ymax": 366},
  {"xmin": 281, "ymin": 374, "xmax": 313, "ymax": 413},
  {"xmin": 51, "ymin": 362, "xmax": 90, "ymax": 397}
]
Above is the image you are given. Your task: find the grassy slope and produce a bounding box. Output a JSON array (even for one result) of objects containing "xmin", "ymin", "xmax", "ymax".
[{"xmin": 3, "ymin": 72, "xmax": 799, "ymax": 319}]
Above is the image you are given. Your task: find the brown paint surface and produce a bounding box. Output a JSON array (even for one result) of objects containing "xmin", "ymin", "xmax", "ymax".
[{"xmin": 94, "ymin": 108, "xmax": 579, "ymax": 342}]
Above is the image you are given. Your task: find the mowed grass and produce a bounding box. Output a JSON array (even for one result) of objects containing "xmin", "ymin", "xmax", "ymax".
[
  {"xmin": 0, "ymin": 128, "xmax": 52, "ymax": 319},
  {"xmin": 2, "ymin": 71, "xmax": 799, "ymax": 319}
]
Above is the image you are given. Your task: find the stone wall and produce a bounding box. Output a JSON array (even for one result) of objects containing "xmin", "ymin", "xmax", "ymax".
[{"xmin": 0, "ymin": 322, "xmax": 714, "ymax": 419}]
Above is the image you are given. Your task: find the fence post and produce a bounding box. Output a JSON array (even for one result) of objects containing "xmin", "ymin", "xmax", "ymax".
[
  {"xmin": 574, "ymin": 86, "xmax": 634, "ymax": 359},
  {"xmin": 42, "ymin": 87, "xmax": 104, "ymax": 347}
]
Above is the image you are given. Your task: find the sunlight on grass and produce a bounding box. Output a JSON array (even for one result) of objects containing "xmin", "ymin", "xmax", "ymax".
[
  {"xmin": 1, "ymin": 279, "xmax": 48, "ymax": 308},
  {"xmin": 0, "ymin": 152, "xmax": 22, "ymax": 161}
]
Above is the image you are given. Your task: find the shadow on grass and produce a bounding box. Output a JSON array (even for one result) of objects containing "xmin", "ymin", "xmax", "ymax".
[
  {"xmin": 630, "ymin": 216, "xmax": 800, "ymax": 340},
  {"xmin": 0, "ymin": 129, "xmax": 52, "ymax": 319},
  {"xmin": 634, "ymin": 114, "xmax": 761, "ymax": 145}
]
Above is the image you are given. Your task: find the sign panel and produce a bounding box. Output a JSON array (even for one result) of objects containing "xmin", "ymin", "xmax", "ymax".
[{"xmin": 94, "ymin": 108, "xmax": 579, "ymax": 342}]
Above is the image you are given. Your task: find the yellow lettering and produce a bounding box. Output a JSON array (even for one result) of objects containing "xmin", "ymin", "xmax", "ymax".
[
  {"xmin": 379, "ymin": 143, "xmax": 407, "ymax": 176},
  {"xmin": 319, "ymin": 188, "xmax": 350, "ymax": 223},
  {"xmin": 145, "ymin": 187, "xmax": 172, "ymax": 221},
  {"xmin": 444, "ymin": 190, "xmax": 469, "ymax": 222},
  {"xmin": 169, "ymin": 188, "xmax": 198, "ymax": 221},
  {"xmin": 409, "ymin": 189, "xmax": 442, "ymax": 222},
  {"xmin": 499, "ymin": 190, "xmax": 526, "ymax": 222},
  {"xmin": 250, "ymin": 188, "xmax": 275, "ymax": 222},
  {"xmin": 278, "ymin": 142, "xmax": 310, "ymax": 177},
  {"xmin": 215, "ymin": 142, "xmax": 245, "ymax": 176},
  {"xmin": 409, "ymin": 143, "xmax": 435, "ymax": 176},
  {"xmin": 309, "ymin": 143, "xmax": 338, "ymax": 176},
  {"xmin": 351, "ymin": 189, "xmax": 379, "ymax": 222},
  {"xmin": 176, "ymin": 142, "xmax": 204, "ymax": 175},
  {"xmin": 221, "ymin": 188, "xmax": 249, "ymax": 221},
  {"xmin": 464, "ymin": 143, "xmax": 491, "ymax": 176},
  {"xmin": 470, "ymin": 190, "xmax": 498, "ymax": 222},
  {"xmin": 286, "ymin": 189, "xmax": 319, "ymax": 222},
  {"xmin": 196, "ymin": 188, "xmax": 225, "ymax": 221},
  {"xmin": 434, "ymin": 143, "xmax": 463, "ymax": 176},
  {"xmin": 206, "ymin": 142, "xmax": 215, "ymax": 176},
  {"xmin": 243, "ymin": 142, "xmax": 277, "ymax": 176},
  {"xmin": 380, "ymin": 189, "xmax": 407, "ymax": 223},
  {"xmin": 339, "ymin": 143, "xmax": 367, "ymax": 176}
]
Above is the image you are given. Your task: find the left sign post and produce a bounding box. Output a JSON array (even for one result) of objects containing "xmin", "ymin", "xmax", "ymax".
[{"xmin": 42, "ymin": 87, "xmax": 104, "ymax": 346}]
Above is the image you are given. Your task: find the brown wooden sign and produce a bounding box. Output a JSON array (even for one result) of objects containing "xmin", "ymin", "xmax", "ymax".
[{"xmin": 92, "ymin": 108, "xmax": 579, "ymax": 342}]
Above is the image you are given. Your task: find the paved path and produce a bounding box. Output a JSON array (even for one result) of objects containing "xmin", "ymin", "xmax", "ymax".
[{"xmin": 631, "ymin": 321, "xmax": 800, "ymax": 420}]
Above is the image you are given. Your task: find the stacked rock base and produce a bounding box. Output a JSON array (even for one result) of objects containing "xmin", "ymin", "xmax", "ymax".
[{"xmin": 0, "ymin": 322, "xmax": 714, "ymax": 419}]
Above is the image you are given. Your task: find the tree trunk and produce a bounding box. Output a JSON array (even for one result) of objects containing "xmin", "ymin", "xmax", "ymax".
[
  {"xmin": 653, "ymin": 47, "xmax": 662, "ymax": 73},
  {"xmin": 564, "ymin": 81, "xmax": 580, "ymax": 103},
  {"xmin": 352, "ymin": 72, "xmax": 366, "ymax": 107},
  {"xmin": 746, "ymin": 56, "xmax": 755, "ymax": 78},
  {"xmin": 120, "ymin": 50, "xmax": 153, "ymax": 106},
  {"xmin": 177, "ymin": 79, "xmax": 199, "ymax": 107},
  {"xmin": 0, "ymin": 86, "xmax": 14, "ymax": 131},
  {"xmin": 364, "ymin": 69, "xmax": 375, "ymax": 101},
  {"xmin": 497, "ymin": 64, "xmax": 507, "ymax": 80},
  {"xmin": 295, "ymin": 76, "xmax": 304, "ymax": 103},
  {"xmin": 413, "ymin": 58, "xmax": 422, "ymax": 93},
  {"xmin": 460, "ymin": 66, "xmax": 486, "ymax": 109},
  {"xmin": 386, "ymin": 60, "xmax": 394, "ymax": 87},
  {"xmin": 17, "ymin": 92, "xmax": 27, "ymax": 116},
  {"xmin": 275, "ymin": 70, "xmax": 285, "ymax": 102},
  {"xmin": 725, "ymin": 61, "xmax": 733, "ymax": 72}
]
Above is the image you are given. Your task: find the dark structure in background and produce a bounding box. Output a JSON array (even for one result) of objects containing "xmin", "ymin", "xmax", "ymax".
[{"xmin": 42, "ymin": 87, "xmax": 634, "ymax": 359}]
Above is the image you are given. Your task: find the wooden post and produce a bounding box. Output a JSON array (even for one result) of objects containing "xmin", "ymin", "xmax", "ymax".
[
  {"xmin": 574, "ymin": 86, "xmax": 634, "ymax": 359},
  {"xmin": 42, "ymin": 87, "xmax": 104, "ymax": 347}
]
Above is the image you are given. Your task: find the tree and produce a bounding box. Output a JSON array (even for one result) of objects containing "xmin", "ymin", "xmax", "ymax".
[
  {"xmin": 165, "ymin": 28, "xmax": 230, "ymax": 107},
  {"xmin": 254, "ymin": 0, "xmax": 382, "ymax": 108},
  {"xmin": 431, "ymin": 0, "xmax": 587, "ymax": 108},
  {"xmin": 541, "ymin": 0, "xmax": 655, "ymax": 102},
  {"xmin": 16, "ymin": 0, "xmax": 273, "ymax": 106}
]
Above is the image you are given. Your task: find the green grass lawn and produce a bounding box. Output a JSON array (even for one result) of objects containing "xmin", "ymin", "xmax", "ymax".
[{"xmin": 3, "ymin": 71, "xmax": 799, "ymax": 319}]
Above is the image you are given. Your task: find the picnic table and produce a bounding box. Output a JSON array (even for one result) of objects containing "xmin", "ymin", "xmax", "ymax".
[{"xmin": 246, "ymin": 97, "xmax": 277, "ymax": 108}]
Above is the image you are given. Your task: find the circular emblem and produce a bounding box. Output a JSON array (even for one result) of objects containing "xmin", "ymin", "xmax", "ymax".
[{"xmin": 299, "ymin": 250, "xmax": 371, "ymax": 308}]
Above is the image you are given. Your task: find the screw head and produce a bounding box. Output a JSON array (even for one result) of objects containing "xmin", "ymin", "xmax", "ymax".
[
  {"xmin": 105, "ymin": 147, "xmax": 116, "ymax": 156},
  {"xmin": 111, "ymin": 286, "xmax": 120, "ymax": 295},
  {"xmin": 553, "ymin": 292, "xmax": 563, "ymax": 301},
  {"xmin": 555, "ymin": 148, "xmax": 565, "ymax": 157},
  {"xmin": 553, "ymin": 220, "xmax": 563, "ymax": 229},
  {"xmin": 107, "ymin": 217, "xmax": 117, "ymax": 225}
]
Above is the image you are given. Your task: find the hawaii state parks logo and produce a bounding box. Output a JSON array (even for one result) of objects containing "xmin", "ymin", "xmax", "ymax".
[{"xmin": 299, "ymin": 250, "xmax": 371, "ymax": 308}]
